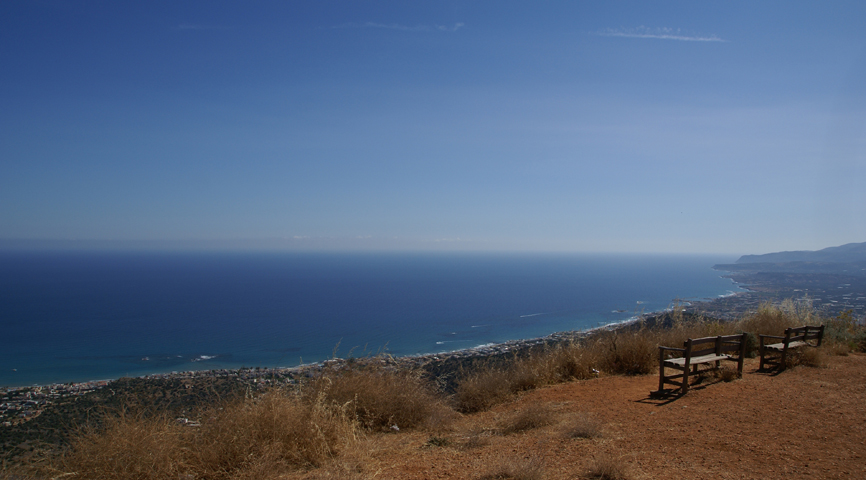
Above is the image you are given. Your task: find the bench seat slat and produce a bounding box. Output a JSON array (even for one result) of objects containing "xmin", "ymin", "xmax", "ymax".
[
  {"xmin": 763, "ymin": 340, "xmax": 808, "ymax": 351},
  {"xmin": 664, "ymin": 354, "xmax": 731, "ymax": 366}
]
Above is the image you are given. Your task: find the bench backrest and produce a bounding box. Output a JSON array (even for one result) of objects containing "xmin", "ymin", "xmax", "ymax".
[
  {"xmin": 785, "ymin": 325, "xmax": 824, "ymax": 346},
  {"xmin": 684, "ymin": 334, "xmax": 746, "ymax": 357}
]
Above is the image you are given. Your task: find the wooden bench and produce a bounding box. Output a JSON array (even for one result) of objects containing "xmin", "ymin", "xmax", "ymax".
[
  {"xmin": 651, "ymin": 334, "xmax": 747, "ymax": 396},
  {"xmin": 759, "ymin": 325, "xmax": 824, "ymax": 371}
]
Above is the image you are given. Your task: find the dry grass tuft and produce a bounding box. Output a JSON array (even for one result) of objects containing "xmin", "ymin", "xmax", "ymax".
[
  {"xmin": 59, "ymin": 410, "xmax": 190, "ymax": 480},
  {"xmin": 545, "ymin": 343, "xmax": 602, "ymax": 381},
  {"xmin": 307, "ymin": 364, "xmax": 452, "ymax": 431},
  {"xmin": 299, "ymin": 441, "xmax": 372, "ymax": 480},
  {"xmin": 58, "ymin": 391, "xmax": 356, "ymax": 480},
  {"xmin": 717, "ymin": 366, "xmax": 741, "ymax": 382},
  {"xmin": 454, "ymin": 367, "xmax": 515, "ymax": 413},
  {"xmin": 424, "ymin": 435, "xmax": 453, "ymax": 448},
  {"xmin": 562, "ymin": 412, "xmax": 603, "ymax": 439},
  {"xmin": 498, "ymin": 403, "xmax": 554, "ymax": 435},
  {"xmin": 458, "ymin": 430, "xmax": 491, "ymax": 450},
  {"xmin": 593, "ymin": 330, "xmax": 657, "ymax": 376},
  {"xmin": 191, "ymin": 391, "xmax": 356, "ymax": 474},
  {"xmin": 786, "ymin": 346, "xmax": 827, "ymax": 368},
  {"xmin": 478, "ymin": 455, "xmax": 545, "ymax": 480},
  {"xmin": 738, "ymin": 300, "xmax": 810, "ymax": 337},
  {"xmin": 585, "ymin": 453, "xmax": 633, "ymax": 480}
]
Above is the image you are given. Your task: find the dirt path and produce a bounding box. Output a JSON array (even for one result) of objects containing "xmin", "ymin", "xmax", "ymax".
[{"xmin": 295, "ymin": 353, "xmax": 866, "ymax": 479}]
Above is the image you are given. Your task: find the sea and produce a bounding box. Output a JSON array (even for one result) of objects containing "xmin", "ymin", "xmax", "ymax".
[{"xmin": 0, "ymin": 251, "xmax": 742, "ymax": 387}]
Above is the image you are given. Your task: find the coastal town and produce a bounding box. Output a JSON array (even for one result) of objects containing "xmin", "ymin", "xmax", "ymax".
[{"xmin": 1, "ymin": 381, "xmax": 108, "ymax": 427}]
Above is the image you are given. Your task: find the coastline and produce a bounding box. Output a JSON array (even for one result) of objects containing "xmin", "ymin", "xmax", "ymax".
[
  {"xmin": 0, "ymin": 289, "xmax": 756, "ymax": 430},
  {"xmin": 0, "ymin": 293, "xmax": 736, "ymax": 394}
]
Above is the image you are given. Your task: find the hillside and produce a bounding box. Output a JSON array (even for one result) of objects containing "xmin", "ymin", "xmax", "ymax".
[
  {"xmin": 331, "ymin": 354, "xmax": 866, "ymax": 480},
  {"xmin": 736, "ymin": 241, "xmax": 866, "ymax": 264},
  {"xmin": 712, "ymin": 242, "xmax": 866, "ymax": 318}
]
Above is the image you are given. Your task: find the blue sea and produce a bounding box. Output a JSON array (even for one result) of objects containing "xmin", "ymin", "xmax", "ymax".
[{"xmin": 0, "ymin": 252, "xmax": 741, "ymax": 387}]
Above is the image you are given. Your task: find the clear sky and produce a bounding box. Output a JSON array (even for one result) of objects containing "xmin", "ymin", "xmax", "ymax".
[{"xmin": 1, "ymin": 1, "xmax": 864, "ymax": 255}]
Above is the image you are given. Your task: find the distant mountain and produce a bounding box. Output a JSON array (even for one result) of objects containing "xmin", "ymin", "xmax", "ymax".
[{"xmin": 736, "ymin": 242, "xmax": 866, "ymax": 264}]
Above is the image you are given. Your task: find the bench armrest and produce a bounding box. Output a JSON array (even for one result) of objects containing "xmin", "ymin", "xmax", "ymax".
[{"xmin": 658, "ymin": 346, "xmax": 685, "ymax": 353}]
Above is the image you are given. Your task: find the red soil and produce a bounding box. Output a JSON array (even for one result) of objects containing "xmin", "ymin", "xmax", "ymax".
[{"xmin": 293, "ymin": 353, "xmax": 866, "ymax": 479}]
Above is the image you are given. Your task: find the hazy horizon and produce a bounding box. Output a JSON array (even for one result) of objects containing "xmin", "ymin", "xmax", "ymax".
[{"xmin": 2, "ymin": 2, "xmax": 865, "ymax": 255}]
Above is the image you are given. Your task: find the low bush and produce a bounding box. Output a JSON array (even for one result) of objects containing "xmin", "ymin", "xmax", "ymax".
[{"xmin": 823, "ymin": 309, "xmax": 866, "ymax": 353}]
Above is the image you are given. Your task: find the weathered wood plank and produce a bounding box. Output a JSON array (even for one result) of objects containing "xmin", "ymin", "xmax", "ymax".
[{"xmin": 651, "ymin": 332, "xmax": 747, "ymax": 396}]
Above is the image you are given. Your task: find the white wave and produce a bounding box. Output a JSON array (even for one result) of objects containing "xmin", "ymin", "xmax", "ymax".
[{"xmin": 520, "ymin": 312, "xmax": 546, "ymax": 318}]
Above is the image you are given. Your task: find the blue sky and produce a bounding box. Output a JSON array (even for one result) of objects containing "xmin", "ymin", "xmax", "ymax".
[{"xmin": 1, "ymin": 1, "xmax": 864, "ymax": 255}]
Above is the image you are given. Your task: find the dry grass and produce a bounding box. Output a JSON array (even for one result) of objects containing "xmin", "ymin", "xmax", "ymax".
[
  {"xmin": 58, "ymin": 410, "xmax": 190, "ymax": 480},
  {"xmin": 562, "ymin": 412, "xmax": 603, "ymax": 439},
  {"xmin": 452, "ymin": 303, "xmax": 808, "ymax": 414},
  {"xmin": 785, "ymin": 346, "xmax": 827, "ymax": 368},
  {"xmin": 56, "ymin": 391, "xmax": 356, "ymax": 480},
  {"xmin": 585, "ymin": 453, "xmax": 633, "ymax": 480},
  {"xmin": 498, "ymin": 403, "xmax": 554, "ymax": 435},
  {"xmin": 714, "ymin": 366, "xmax": 740, "ymax": 382},
  {"xmin": 454, "ymin": 367, "xmax": 515, "ymax": 413},
  {"xmin": 458, "ymin": 430, "xmax": 491, "ymax": 450},
  {"xmin": 298, "ymin": 441, "xmax": 372, "ymax": 480},
  {"xmin": 454, "ymin": 342, "xmax": 604, "ymax": 413},
  {"xmin": 592, "ymin": 329, "xmax": 657, "ymax": 376},
  {"xmin": 738, "ymin": 300, "xmax": 812, "ymax": 338},
  {"xmin": 306, "ymin": 364, "xmax": 453, "ymax": 431},
  {"xmin": 478, "ymin": 455, "xmax": 545, "ymax": 480},
  {"xmin": 823, "ymin": 340, "xmax": 851, "ymax": 356}
]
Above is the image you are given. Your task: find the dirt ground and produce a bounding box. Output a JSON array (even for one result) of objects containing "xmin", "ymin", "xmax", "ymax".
[{"xmin": 292, "ymin": 353, "xmax": 866, "ymax": 479}]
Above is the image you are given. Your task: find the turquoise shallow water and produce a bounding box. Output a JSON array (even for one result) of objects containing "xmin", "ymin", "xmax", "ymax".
[{"xmin": 0, "ymin": 252, "xmax": 741, "ymax": 387}]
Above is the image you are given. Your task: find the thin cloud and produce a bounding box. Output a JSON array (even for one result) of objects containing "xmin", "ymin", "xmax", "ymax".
[
  {"xmin": 597, "ymin": 26, "xmax": 725, "ymax": 42},
  {"xmin": 333, "ymin": 22, "xmax": 465, "ymax": 32}
]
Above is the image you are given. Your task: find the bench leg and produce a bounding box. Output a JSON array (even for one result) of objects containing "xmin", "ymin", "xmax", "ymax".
[{"xmin": 682, "ymin": 367, "xmax": 690, "ymax": 393}]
